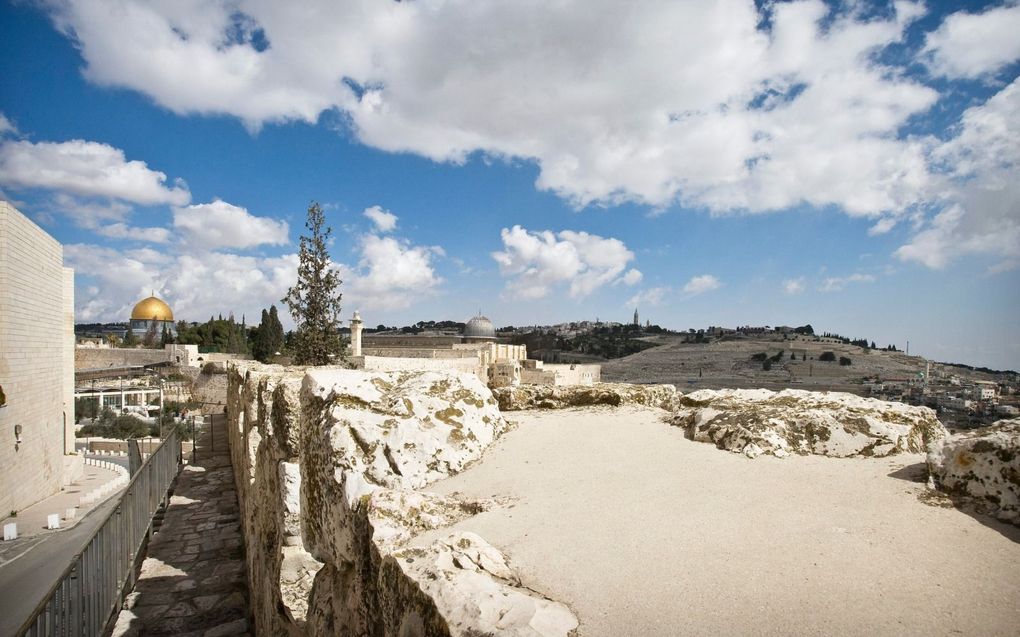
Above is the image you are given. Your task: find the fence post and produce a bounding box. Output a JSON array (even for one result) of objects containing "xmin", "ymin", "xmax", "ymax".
[{"xmin": 70, "ymin": 556, "xmax": 82, "ymax": 637}]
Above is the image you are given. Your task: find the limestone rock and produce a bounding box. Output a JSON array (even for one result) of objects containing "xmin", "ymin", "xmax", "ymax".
[
  {"xmin": 228, "ymin": 364, "xmax": 578, "ymax": 637},
  {"xmin": 492, "ymin": 382, "xmax": 679, "ymax": 411},
  {"xmin": 672, "ymin": 388, "xmax": 946, "ymax": 458},
  {"xmin": 927, "ymin": 418, "xmax": 1020, "ymax": 525},
  {"xmin": 385, "ymin": 533, "xmax": 579, "ymax": 637},
  {"xmin": 301, "ymin": 368, "xmax": 509, "ymax": 493}
]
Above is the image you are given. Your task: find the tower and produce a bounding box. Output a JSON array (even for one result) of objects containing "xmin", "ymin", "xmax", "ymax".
[
  {"xmin": 350, "ymin": 310, "xmax": 363, "ymax": 357},
  {"xmin": 633, "ymin": 308, "xmax": 639, "ymax": 326}
]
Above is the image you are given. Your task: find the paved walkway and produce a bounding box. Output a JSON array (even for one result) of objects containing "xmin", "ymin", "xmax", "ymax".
[
  {"xmin": 0, "ymin": 462, "xmax": 123, "ymax": 566},
  {"xmin": 111, "ymin": 416, "xmax": 250, "ymax": 636}
]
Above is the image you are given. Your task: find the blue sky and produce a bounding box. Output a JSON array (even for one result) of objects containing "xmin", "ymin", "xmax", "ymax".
[{"xmin": 0, "ymin": 0, "xmax": 1018, "ymax": 370}]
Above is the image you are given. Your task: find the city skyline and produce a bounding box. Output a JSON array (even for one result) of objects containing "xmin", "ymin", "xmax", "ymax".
[{"xmin": 0, "ymin": 0, "xmax": 1018, "ymax": 369}]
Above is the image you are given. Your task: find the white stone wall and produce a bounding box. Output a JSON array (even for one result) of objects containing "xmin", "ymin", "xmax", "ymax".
[
  {"xmin": 62, "ymin": 267, "xmax": 74, "ymax": 453},
  {"xmin": 0, "ymin": 202, "xmax": 74, "ymax": 514},
  {"xmin": 361, "ymin": 355, "xmax": 484, "ymax": 379}
]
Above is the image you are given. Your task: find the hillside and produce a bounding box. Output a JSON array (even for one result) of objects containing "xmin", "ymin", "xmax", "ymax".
[{"xmin": 603, "ymin": 335, "xmax": 949, "ymax": 394}]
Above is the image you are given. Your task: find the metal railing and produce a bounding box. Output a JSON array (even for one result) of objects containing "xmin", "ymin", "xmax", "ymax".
[{"xmin": 16, "ymin": 427, "xmax": 185, "ymax": 637}]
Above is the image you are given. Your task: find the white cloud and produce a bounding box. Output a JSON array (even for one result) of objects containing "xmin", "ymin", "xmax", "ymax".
[
  {"xmin": 343, "ymin": 234, "xmax": 443, "ymax": 310},
  {"xmin": 363, "ymin": 205, "xmax": 398, "ymax": 232},
  {"xmin": 65, "ymin": 243, "xmax": 298, "ymax": 325},
  {"xmin": 96, "ymin": 222, "xmax": 171, "ymax": 244},
  {"xmin": 173, "ymin": 199, "xmax": 289, "ymax": 250},
  {"xmin": 818, "ymin": 273, "xmax": 875, "ymax": 292},
  {"xmin": 0, "ymin": 139, "xmax": 189, "ymax": 205},
  {"xmin": 44, "ymin": 0, "xmax": 937, "ymax": 217},
  {"xmin": 897, "ymin": 78, "xmax": 1020, "ymax": 271},
  {"xmin": 50, "ymin": 193, "xmax": 132, "ymax": 226},
  {"xmin": 39, "ymin": 1, "xmax": 1019, "ymax": 272},
  {"xmin": 492, "ymin": 225, "xmax": 639, "ymax": 299},
  {"xmin": 626, "ymin": 286, "xmax": 670, "ymax": 308},
  {"xmin": 921, "ymin": 3, "xmax": 1020, "ymax": 79},
  {"xmin": 682, "ymin": 274, "xmax": 721, "ymax": 296},
  {"xmin": 0, "ymin": 114, "xmax": 18, "ymax": 137},
  {"xmin": 619, "ymin": 269, "xmax": 643, "ymax": 286},
  {"xmin": 868, "ymin": 217, "xmax": 898, "ymax": 236},
  {"xmin": 782, "ymin": 277, "xmax": 806, "ymax": 295}
]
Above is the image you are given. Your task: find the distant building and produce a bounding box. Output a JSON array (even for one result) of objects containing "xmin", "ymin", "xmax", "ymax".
[
  {"xmin": 129, "ymin": 294, "xmax": 176, "ymax": 340},
  {"xmin": 462, "ymin": 314, "xmax": 498, "ymax": 343},
  {"xmin": 972, "ymin": 381, "xmax": 997, "ymax": 401},
  {"xmin": 0, "ymin": 201, "xmax": 79, "ymax": 516},
  {"xmin": 354, "ymin": 312, "xmax": 599, "ymax": 387},
  {"xmin": 633, "ymin": 308, "xmax": 639, "ymax": 327}
]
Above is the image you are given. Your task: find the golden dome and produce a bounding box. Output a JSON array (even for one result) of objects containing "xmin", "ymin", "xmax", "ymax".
[{"xmin": 131, "ymin": 296, "xmax": 174, "ymax": 321}]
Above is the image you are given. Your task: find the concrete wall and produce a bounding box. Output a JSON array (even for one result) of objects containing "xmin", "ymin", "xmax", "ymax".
[{"xmin": 0, "ymin": 202, "xmax": 75, "ymax": 514}]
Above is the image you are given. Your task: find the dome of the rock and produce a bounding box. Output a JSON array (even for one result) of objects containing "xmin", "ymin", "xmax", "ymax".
[
  {"xmin": 131, "ymin": 296, "xmax": 174, "ymax": 321},
  {"xmin": 128, "ymin": 294, "xmax": 177, "ymax": 340}
]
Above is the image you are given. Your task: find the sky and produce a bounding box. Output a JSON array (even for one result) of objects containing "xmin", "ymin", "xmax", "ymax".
[{"xmin": 0, "ymin": 0, "xmax": 1018, "ymax": 370}]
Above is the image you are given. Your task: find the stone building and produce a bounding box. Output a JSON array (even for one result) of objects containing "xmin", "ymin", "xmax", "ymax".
[
  {"xmin": 353, "ymin": 312, "xmax": 600, "ymax": 387},
  {"xmin": 0, "ymin": 201, "xmax": 79, "ymax": 516}
]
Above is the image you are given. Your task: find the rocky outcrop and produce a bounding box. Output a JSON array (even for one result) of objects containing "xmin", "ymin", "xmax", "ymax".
[
  {"xmin": 927, "ymin": 418, "xmax": 1020, "ymax": 525},
  {"xmin": 492, "ymin": 382, "xmax": 679, "ymax": 411},
  {"xmin": 226, "ymin": 364, "xmax": 578, "ymax": 637},
  {"xmin": 671, "ymin": 388, "xmax": 947, "ymax": 458},
  {"xmin": 300, "ymin": 368, "xmax": 576, "ymax": 636},
  {"xmin": 388, "ymin": 533, "xmax": 579, "ymax": 637}
]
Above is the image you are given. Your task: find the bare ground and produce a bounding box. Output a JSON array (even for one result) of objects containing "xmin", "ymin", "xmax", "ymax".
[{"xmin": 420, "ymin": 406, "xmax": 1020, "ymax": 637}]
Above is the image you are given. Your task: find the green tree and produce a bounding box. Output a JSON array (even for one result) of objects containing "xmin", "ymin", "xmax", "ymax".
[
  {"xmin": 143, "ymin": 318, "xmax": 159, "ymax": 348},
  {"xmin": 283, "ymin": 202, "xmax": 346, "ymax": 365},
  {"xmin": 124, "ymin": 327, "xmax": 139, "ymax": 346},
  {"xmin": 268, "ymin": 305, "xmax": 285, "ymax": 353},
  {"xmin": 252, "ymin": 309, "xmax": 273, "ymax": 362}
]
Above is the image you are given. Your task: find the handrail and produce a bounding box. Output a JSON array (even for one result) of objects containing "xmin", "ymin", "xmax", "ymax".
[{"xmin": 16, "ymin": 426, "xmax": 185, "ymax": 637}]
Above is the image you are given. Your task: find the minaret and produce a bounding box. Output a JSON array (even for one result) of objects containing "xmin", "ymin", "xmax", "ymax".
[
  {"xmin": 350, "ymin": 310, "xmax": 363, "ymax": 357},
  {"xmin": 633, "ymin": 308, "xmax": 639, "ymax": 326}
]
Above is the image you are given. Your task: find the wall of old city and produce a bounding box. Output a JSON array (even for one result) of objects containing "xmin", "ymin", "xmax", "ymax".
[
  {"xmin": 74, "ymin": 346, "xmax": 170, "ymax": 370},
  {"xmin": 224, "ymin": 363, "xmax": 579, "ymax": 636},
  {"xmin": 0, "ymin": 202, "xmax": 76, "ymax": 515}
]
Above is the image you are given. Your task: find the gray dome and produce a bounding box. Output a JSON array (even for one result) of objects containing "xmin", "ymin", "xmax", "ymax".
[{"xmin": 463, "ymin": 315, "xmax": 496, "ymax": 340}]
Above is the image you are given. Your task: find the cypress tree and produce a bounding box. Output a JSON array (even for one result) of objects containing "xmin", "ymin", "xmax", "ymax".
[{"xmin": 283, "ymin": 202, "xmax": 345, "ymax": 365}]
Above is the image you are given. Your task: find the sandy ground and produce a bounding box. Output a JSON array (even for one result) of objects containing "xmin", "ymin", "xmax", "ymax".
[{"xmin": 419, "ymin": 406, "xmax": 1020, "ymax": 637}]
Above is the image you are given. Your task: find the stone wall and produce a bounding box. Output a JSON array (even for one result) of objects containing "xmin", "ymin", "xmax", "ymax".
[
  {"xmin": 225, "ymin": 363, "xmax": 578, "ymax": 637},
  {"xmin": 359, "ymin": 354, "xmax": 483, "ymax": 379},
  {"xmin": 0, "ymin": 201, "xmax": 75, "ymax": 515},
  {"xmin": 62, "ymin": 267, "xmax": 74, "ymax": 453},
  {"xmin": 74, "ymin": 346, "xmax": 170, "ymax": 369},
  {"xmin": 492, "ymin": 382, "xmax": 679, "ymax": 411}
]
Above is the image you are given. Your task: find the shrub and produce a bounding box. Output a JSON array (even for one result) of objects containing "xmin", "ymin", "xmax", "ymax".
[
  {"xmin": 839, "ymin": 356, "xmax": 852, "ymax": 366},
  {"xmin": 819, "ymin": 351, "xmax": 836, "ymax": 362}
]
